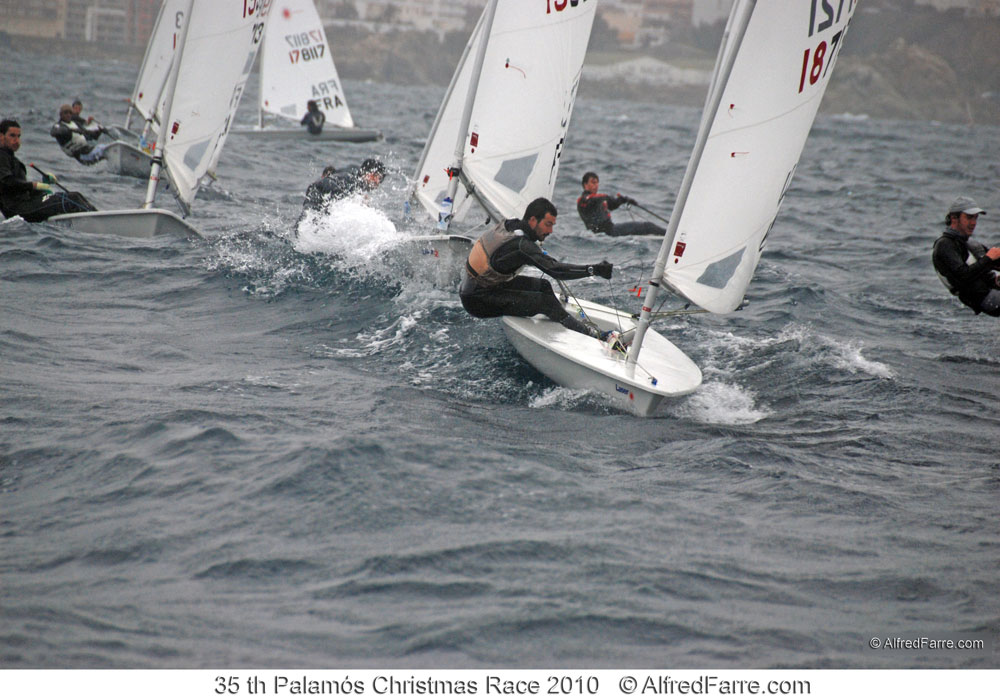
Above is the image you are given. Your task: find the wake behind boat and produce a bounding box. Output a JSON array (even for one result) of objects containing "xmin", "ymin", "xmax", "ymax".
[
  {"xmin": 501, "ymin": 0, "xmax": 858, "ymax": 416},
  {"xmin": 230, "ymin": 0, "xmax": 381, "ymax": 142}
]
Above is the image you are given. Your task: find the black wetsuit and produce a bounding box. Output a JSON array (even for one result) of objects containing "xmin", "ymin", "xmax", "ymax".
[
  {"xmin": 302, "ymin": 168, "xmax": 367, "ymax": 211},
  {"xmin": 576, "ymin": 190, "xmax": 664, "ymax": 237},
  {"xmin": 0, "ymin": 146, "xmax": 94, "ymax": 222},
  {"xmin": 301, "ymin": 109, "xmax": 325, "ymax": 135},
  {"xmin": 50, "ymin": 119, "xmax": 105, "ymax": 163},
  {"xmin": 459, "ymin": 218, "xmax": 601, "ymax": 336},
  {"xmin": 932, "ymin": 227, "xmax": 1000, "ymax": 316}
]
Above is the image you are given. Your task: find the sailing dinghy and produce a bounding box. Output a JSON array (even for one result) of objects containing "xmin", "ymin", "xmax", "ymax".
[
  {"xmin": 103, "ymin": 0, "xmax": 186, "ymax": 181},
  {"xmin": 502, "ymin": 0, "xmax": 858, "ymax": 416},
  {"xmin": 50, "ymin": 0, "xmax": 269, "ymax": 238},
  {"xmin": 407, "ymin": 0, "xmax": 597, "ymax": 284},
  {"xmin": 230, "ymin": 0, "xmax": 381, "ymax": 142}
]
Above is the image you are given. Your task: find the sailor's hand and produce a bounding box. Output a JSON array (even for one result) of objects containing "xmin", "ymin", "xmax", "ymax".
[
  {"xmin": 41, "ymin": 171, "xmax": 57, "ymax": 184},
  {"xmin": 593, "ymin": 260, "xmax": 613, "ymax": 279},
  {"xmin": 33, "ymin": 182, "xmax": 52, "ymax": 193},
  {"xmin": 986, "ymin": 247, "xmax": 1000, "ymax": 261}
]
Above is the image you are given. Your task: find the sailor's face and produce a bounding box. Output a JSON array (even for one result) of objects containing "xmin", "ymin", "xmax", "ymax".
[
  {"xmin": 1, "ymin": 127, "xmax": 21, "ymax": 152},
  {"xmin": 531, "ymin": 213, "xmax": 556, "ymax": 241},
  {"xmin": 583, "ymin": 177, "xmax": 599, "ymax": 195},
  {"xmin": 956, "ymin": 212, "xmax": 978, "ymax": 237}
]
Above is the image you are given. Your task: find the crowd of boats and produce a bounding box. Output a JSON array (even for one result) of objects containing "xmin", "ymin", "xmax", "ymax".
[{"xmin": 5, "ymin": 0, "xmax": 858, "ymax": 416}]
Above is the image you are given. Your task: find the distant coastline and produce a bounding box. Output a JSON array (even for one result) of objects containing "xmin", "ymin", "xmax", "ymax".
[{"xmin": 5, "ymin": 1, "xmax": 998, "ymax": 128}]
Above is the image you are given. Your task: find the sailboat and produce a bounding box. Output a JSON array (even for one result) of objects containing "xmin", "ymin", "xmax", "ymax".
[
  {"xmin": 50, "ymin": 0, "xmax": 270, "ymax": 238},
  {"xmin": 103, "ymin": 0, "xmax": 187, "ymax": 181},
  {"xmin": 407, "ymin": 0, "xmax": 597, "ymax": 283},
  {"xmin": 230, "ymin": 0, "xmax": 381, "ymax": 142},
  {"xmin": 501, "ymin": 0, "xmax": 858, "ymax": 416}
]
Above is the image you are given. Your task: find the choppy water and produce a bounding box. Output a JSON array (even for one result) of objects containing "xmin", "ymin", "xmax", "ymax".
[{"xmin": 1, "ymin": 46, "xmax": 998, "ymax": 669}]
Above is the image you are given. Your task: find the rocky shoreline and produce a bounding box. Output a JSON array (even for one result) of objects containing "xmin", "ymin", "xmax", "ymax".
[{"xmin": 5, "ymin": 15, "xmax": 998, "ymax": 128}]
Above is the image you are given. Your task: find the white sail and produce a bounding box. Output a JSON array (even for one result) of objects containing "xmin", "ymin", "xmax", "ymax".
[
  {"xmin": 161, "ymin": 0, "xmax": 270, "ymax": 208},
  {"xmin": 661, "ymin": 0, "xmax": 857, "ymax": 314},
  {"xmin": 413, "ymin": 0, "xmax": 597, "ymax": 224},
  {"xmin": 128, "ymin": 0, "xmax": 187, "ymax": 128},
  {"xmin": 258, "ymin": 0, "xmax": 354, "ymax": 128}
]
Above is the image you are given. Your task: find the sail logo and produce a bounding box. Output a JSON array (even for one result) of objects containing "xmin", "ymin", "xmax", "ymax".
[
  {"xmin": 546, "ymin": 0, "xmax": 591, "ymax": 13},
  {"xmin": 808, "ymin": 0, "xmax": 855, "ymax": 37}
]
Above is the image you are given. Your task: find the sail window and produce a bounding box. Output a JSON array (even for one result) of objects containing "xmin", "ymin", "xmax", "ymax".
[
  {"xmin": 695, "ymin": 247, "xmax": 745, "ymax": 289},
  {"xmin": 494, "ymin": 154, "xmax": 538, "ymax": 194}
]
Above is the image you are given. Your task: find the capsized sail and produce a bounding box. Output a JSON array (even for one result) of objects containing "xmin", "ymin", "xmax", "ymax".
[
  {"xmin": 661, "ymin": 0, "xmax": 857, "ymax": 314},
  {"xmin": 160, "ymin": 0, "xmax": 270, "ymax": 209},
  {"xmin": 259, "ymin": 0, "xmax": 354, "ymax": 128},
  {"xmin": 128, "ymin": 0, "xmax": 187, "ymax": 129},
  {"xmin": 412, "ymin": 0, "xmax": 597, "ymax": 223}
]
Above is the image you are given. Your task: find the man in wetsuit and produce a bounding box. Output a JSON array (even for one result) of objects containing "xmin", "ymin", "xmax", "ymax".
[
  {"xmin": 576, "ymin": 171, "xmax": 664, "ymax": 237},
  {"xmin": 301, "ymin": 100, "xmax": 325, "ymax": 135},
  {"xmin": 302, "ymin": 158, "xmax": 386, "ymax": 212},
  {"xmin": 50, "ymin": 104, "xmax": 107, "ymax": 165},
  {"xmin": 460, "ymin": 197, "xmax": 616, "ymax": 341},
  {"xmin": 0, "ymin": 119, "xmax": 95, "ymax": 222},
  {"xmin": 932, "ymin": 195, "xmax": 1000, "ymax": 316}
]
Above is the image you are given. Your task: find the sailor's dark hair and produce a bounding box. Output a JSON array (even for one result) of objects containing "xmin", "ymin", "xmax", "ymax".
[
  {"xmin": 581, "ymin": 171, "xmax": 598, "ymax": 186},
  {"xmin": 524, "ymin": 197, "xmax": 557, "ymax": 222},
  {"xmin": 0, "ymin": 118, "xmax": 21, "ymax": 134}
]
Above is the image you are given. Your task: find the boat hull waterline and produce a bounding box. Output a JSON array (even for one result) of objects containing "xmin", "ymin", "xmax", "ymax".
[
  {"xmin": 49, "ymin": 209, "xmax": 201, "ymax": 239},
  {"xmin": 501, "ymin": 298, "xmax": 702, "ymax": 416}
]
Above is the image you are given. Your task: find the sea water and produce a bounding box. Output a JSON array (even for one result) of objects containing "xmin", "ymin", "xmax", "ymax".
[{"xmin": 1, "ymin": 47, "xmax": 998, "ymax": 669}]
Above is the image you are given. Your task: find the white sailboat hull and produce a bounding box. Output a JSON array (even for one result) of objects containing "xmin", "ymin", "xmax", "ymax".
[
  {"xmin": 501, "ymin": 298, "xmax": 702, "ymax": 416},
  {"xmin": 103, "ymin": 141, "xmax": 155, "ymax": 180},
  {"xmin": 48, "ymin": 208, "xmax": 201, "ymax": 239},
  {"xmin": 390, "ymin": 234, "xmax": 473, "ymax": 288},
  {"xmin": 230, "ymin": 126, "xmax": 381, "ymax": 142}
]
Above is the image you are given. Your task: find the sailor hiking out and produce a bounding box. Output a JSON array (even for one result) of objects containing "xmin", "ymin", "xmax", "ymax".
[
  {"xmin": 50, "ymin": 104, "xmax": 108, "ymax": 165},
  {"xmin": 460, "ymin": 197, "xmax": 621, "ymax": 345}
]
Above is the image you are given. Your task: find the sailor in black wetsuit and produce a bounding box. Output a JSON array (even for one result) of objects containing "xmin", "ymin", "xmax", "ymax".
[
  {"xmin": 932, "ymin": 195, "xmax": 1000, "ymax": 316},
  {"xmin": 50, "ymin": 104, "xmax": 107, "ymax": 165},
  {"xmin": 576, "ymin": 170, "xmax": 664, "ymax": 237},
  {"xmin": 302, "ymin": 158, "xmax": 386, "ymax": 212},
  {"xmin": 301, "ymin": 100, "xmax": 326, "ymax": 135},
  {"xmin": 460, "ymin": 197, "xmax": 614, "ymax": 340},
  {"xmin": 0, "ymin": 119, "xmax": 95, "ymax": 222}
]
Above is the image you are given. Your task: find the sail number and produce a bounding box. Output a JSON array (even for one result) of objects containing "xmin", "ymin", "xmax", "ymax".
[
  {"xmin": 243, "ymin": 0, "xmax": 270, "ymax": 18},
  {"xmin": 289, "ymin": 44, "xmax": 326, "ymax": 64},
  {"xmin": 798, "ymin": 29, "xmax": 844, "ymax": 92},
  {"xmin": 285, "ymin": 30, "xmax": 324, "ymax": 48},
  {"xmin": 808, "ymin": 0, "xmax": 854, "ymax": 36},
  {"xmin": 546, "ymin": 0, "xmax": 591, "ymax": 13}
]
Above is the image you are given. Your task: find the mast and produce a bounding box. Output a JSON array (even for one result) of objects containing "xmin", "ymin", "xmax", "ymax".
[
  {"xmin": 258, "ymin": 13, "xmax": 266, "ymax": 131},
  {"xmin": 440, "ymin": 0, "xmax": 499, "ymax": 231},
  {"xmin": 144, "ymin": 0, "xmax": 195, "ymax": 210},
  {"xmin": 625, "ymin": 0, "xmax": 755, "ymax": 372}
]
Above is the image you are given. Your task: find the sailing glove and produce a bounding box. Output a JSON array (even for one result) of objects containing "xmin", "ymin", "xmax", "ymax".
[
  {"xmin": 593, "ymin": 261, "xmax": 613, "ymax": 279},
  {"xmin": 33, "ymin": 182, "xmax": 52, "ymax": 193},
  {"xmin": 41, "ymin": 172, "xmax": 57, "ymax": 184}
]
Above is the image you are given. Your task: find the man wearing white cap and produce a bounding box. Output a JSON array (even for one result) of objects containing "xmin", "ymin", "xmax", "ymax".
[{"xmin": 932, "ymin": 196, "xmax": 1000, "ymax": 316}]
